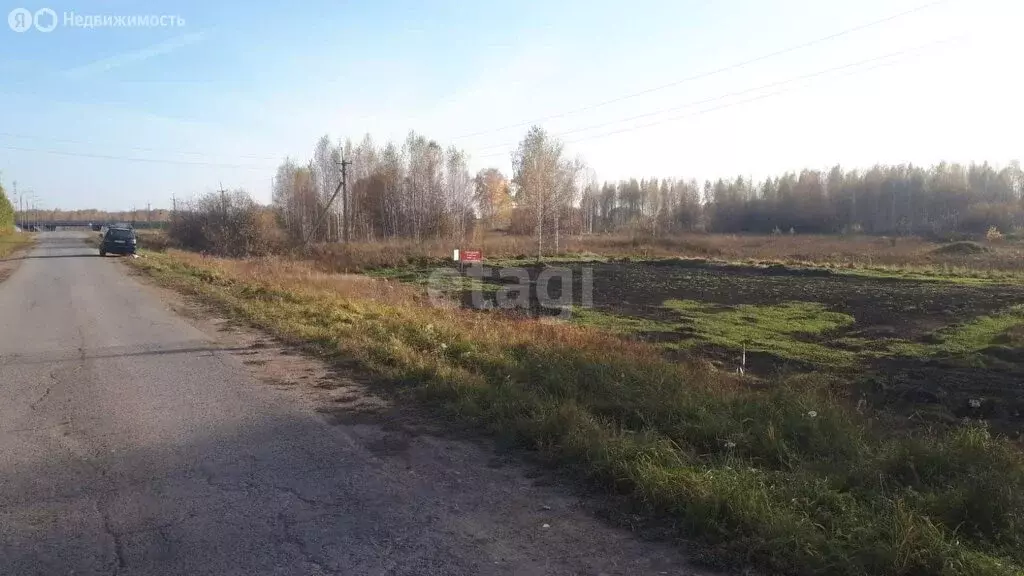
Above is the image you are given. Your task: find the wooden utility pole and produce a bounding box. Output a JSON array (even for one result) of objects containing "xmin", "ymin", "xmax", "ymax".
[
  {"xmin": 341, "ymin": 159, "xmax": 349, "ymax": 244},
  {"xmin": 305, "ymin": 158, "xmax": 352, "ymax": 247}
]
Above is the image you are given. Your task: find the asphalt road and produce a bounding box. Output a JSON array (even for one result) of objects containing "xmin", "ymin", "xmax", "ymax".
[{"xmin": 0, "ymin": 232, "xmax": 704, "ymax": 576}]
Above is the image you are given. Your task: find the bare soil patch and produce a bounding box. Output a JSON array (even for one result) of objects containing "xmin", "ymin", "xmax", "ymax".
[{"xmin": 446, "ymin": 259, "xmax": 1024, "ymax": 438}]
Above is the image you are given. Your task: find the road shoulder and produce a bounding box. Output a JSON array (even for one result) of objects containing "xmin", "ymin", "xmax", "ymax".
[
  {"xmin": 0, "ymin": 233, "xmax": 35, "ymax": 285},
  {"xmin": 120, "ymin": 260, "xmax": 720, "ymax": 576}
]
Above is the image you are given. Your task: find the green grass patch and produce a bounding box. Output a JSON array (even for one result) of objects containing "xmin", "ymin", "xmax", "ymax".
[
  {"xmin": 931, "ymin": 305, "xmax": 1024, "ymax": 358},
  {"xmin": 575, "ymin": 300, "xmax": 861, "ymax": 367},
  {"xmin": 129, "ymin": 250, "xmax": 1024, "ymax": 576},
  {"xmin": 663, "ymin": 299, "xmax": 857, "ymax": 365},
  {"xmin": 576, "ymin": 298, "xmax": 1024, "ymax": 370},
  {"xmin": 570, "ymin": 307, "xmax": 670, "ymax": 334}
]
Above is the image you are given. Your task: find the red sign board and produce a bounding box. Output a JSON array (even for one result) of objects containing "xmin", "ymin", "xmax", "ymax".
[{"xmin": 461, "ymin": 250, "xmax": 483, "ymax": 262}]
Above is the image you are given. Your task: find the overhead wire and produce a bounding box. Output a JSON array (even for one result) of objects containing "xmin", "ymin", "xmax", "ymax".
[
  {"xmin": 473, "ymin": 35, "xmax": 966, "ymax": 159},
  {"xmin": 0, "ymin": 132, "xmax": 281, "ymax": 161},
  {"xmin": 449, "ymin": 0, "xmax": 951, "ymax": 141},
  {"xmin": 0, "ymin": 144, "xmax": 279, "ymax": 169},
  {"xmin": 0, "ymin": 1, "xmax": 956, "ymax": 169}
]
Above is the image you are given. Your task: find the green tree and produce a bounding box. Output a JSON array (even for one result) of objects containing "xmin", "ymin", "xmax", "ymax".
[{"xmin": 0, "ymin": 182, "xmax": 14, "ymax": 234}]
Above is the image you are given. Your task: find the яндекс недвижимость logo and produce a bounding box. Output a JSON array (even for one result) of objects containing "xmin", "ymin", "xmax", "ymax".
[
  {"xmin": 8, "ymin": 7, "xmax": 185, "ymax": 32},
  {"xmin": 8, "ymin": 7, "xmax": 57, "ymax": 32}
]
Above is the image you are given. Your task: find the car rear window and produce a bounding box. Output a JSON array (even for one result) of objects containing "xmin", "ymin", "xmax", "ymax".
[{"xmin": 107, "ymin": 229, "xmax": 135, "ymax": 240}]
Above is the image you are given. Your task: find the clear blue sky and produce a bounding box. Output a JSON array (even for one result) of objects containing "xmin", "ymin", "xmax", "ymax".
[{"xmin": 0, "ymin": 0, "xmax": 1019, "ymax": 210}]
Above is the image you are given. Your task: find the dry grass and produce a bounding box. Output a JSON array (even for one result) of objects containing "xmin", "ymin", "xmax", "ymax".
[
  {"xmin": 0, "ymin": 232, "xmax": 33, "ymax": 259},
  {"xmin": 302, "ymin": 232, "xmax": 1024, "ymax": 277},
  {"xmin": 139, "ymin": 227, "xmax": 1024, "ymax": 278},
  {"xmin": 134, "ymin": 228, "xmax": 174, "ymax": 251},
  {"xmin": 130, "ymin": 248, "xmax": 1024, "ymax": 576},
  {"xmin": 151, "ymin": 251, "xmax": 705, "ymax": 383}
]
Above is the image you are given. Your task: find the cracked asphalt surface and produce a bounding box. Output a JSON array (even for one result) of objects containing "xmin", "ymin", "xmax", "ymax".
[{"xmin": 0, "ymin": 233, "xmax": 710, "ymax": 576}]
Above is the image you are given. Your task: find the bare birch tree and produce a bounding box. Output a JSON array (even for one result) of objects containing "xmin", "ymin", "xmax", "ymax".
[
  {"xmin": 444, "ymin": 146, "xmax": 474, "ymax": 240},
  {"xmin": 512, "ymin": 126, "xmax": 564, "ymax": 260},
  {"xmin": 312, "ymin": 135, "xmax": 341, "ymax": 241}
]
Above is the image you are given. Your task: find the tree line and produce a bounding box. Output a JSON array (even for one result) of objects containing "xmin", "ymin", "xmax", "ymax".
[
  {"xmin": 269, "ymin": 127, "xmax": 1024, "ymax": 246},
  {"xmin": 163, "ymin": 126, "xmax": 1024, "ymax": 256},
  {"xmin": 578, "ymin": 163, "xmax": 1024, "ymax": 237},
  {"xmin": 10, "ymin": 208, "xmax": 171, "ymax": 225},
  {"xmin": 699, "ymin": 162, "xmax": 1024, "ymax": 236},
  {"xmin": 271, "ymin": 133, "xmax": 476, "ymax": 243},
  {"xmin": 12, "ymin": 128, "xmax": 1024, "ymax": 251}
]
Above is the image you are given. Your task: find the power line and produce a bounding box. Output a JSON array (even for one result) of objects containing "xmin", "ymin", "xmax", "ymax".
[
  {"xmin": 474, "ymin": 35, "xmax": 964, "ymax": 159},
  {"xmin": 0, "ymin": 1, "xmax": 958, "ymax": 174},
  {"xmin": 0, "ymin": 131, "xmax": 281, "ymax": 161},
  {"xmin": 5, "ymin": 31, "xmax": 951, "ymax": 171},
  {"xmin": 0, "ymin": 144, "xmax": 279, "ymax": 169},
  {"xmin": 472, "ymin": 46, "xmax": 918, "ymax": 154},
  {"xmin": 0, "ymin": 35, "xmax": 960, "ymax": 173},
  {"xmin": 450, "ymin": 0, "xmax": 951, "ymax": 142}
]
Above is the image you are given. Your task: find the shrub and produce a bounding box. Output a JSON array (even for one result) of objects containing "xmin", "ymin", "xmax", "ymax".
[
  {"xmin": 168, "ymin": 190, "xmax": 285, "ymax": 257},
  {"xmin": 986, "ymin": 225, "xmax": 1004, "ymax": 242},
  {"xmin": 135, "ymin": 229, "xmax": 174, "ymax": 252},
  {"xmin": 0, "ymin": 183, "xmax": 14, "ymax": 234}
]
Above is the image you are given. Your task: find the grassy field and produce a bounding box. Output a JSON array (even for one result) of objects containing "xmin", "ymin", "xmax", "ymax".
[
  {"xmin": 296, "ymin": 232, "xmax": 1024, "ymax": 278},
  {"xmin": 143, "ymin": 227, "xmax": 1024, "ymax": 277},
  {"xmin": 128, "ymin": 247, "xmax": 1024, "ymax": 576},
  {"xmin": 565, "ymin": 261, "xmax": 1024, "ymax": 435},
  {"xmin": 0, "ymin": 232, "xmax": 33, "ymax": 259},
  {"xmin": 377, "ymin": 256, "xmax": 1024, "ymax": 436}
]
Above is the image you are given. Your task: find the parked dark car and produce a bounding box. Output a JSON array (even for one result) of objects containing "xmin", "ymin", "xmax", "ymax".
[{"xmin": 99, "ymin": 227, "xmax": 137, "ymax": 256}]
